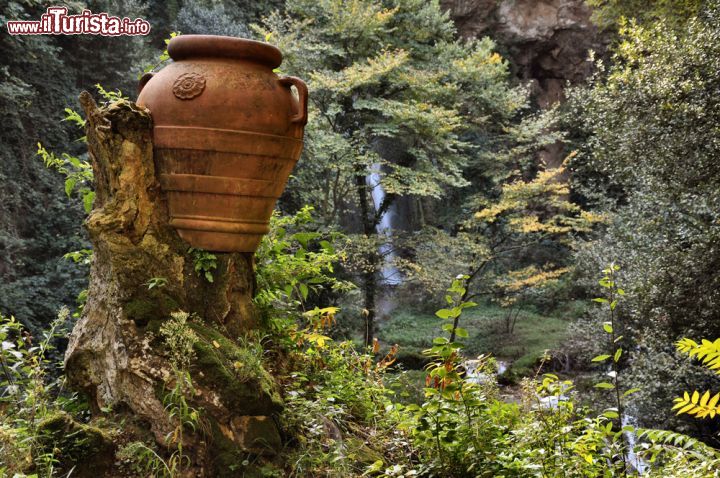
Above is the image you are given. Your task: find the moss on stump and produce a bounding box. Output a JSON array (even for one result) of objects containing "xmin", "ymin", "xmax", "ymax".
[{"xmin": 36, "ymin": 412, "xmax": 116, "ymax": 477}]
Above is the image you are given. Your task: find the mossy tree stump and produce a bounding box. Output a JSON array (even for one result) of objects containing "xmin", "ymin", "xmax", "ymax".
[{"xmin": 64, "ymin": 92, "xmax": 283, "ymax": 476}]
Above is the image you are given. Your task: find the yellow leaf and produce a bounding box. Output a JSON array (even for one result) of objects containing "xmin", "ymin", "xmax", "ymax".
[
  {"xmin": 678, "ymin": 403, "xmax": 696, "ymax": 415},
  {"xmin": 692, "ymin": 391, "xmax": 700, "ymax": 404},
  {"xmin": 708, "ymin": 392, "xmax": 720, "ymax": 409},
  {"xmin": 672, "ymin": 400, "xmax": 687, "ymax": 410},
  {"xmin": 212, "ymin": 340, "xmax": 221, "ymax": 348},
  {"xmin": 700, "ymin": 391, "xmax": 710, "ymax": 407}
]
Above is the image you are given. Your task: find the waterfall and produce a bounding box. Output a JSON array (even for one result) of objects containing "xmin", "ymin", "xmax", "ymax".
[
  {"xmin": 622, "ymin": 413, "xmax": 649, "ymax": 474},
  {"xmin": 366, "ymin": 166, "xmax": 402, "ymax": 286},
  {"xmin": 463, "ymin": 359, "xmax": 510, "ymax": 385}
]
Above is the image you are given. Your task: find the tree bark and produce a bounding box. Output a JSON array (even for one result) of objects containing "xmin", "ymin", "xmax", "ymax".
[
  {"xmin": 355, "ymin": 172, "xmax": 379, "ymax": 348},
  {"xmin": 64, "ymin": 93, "xmax": 283, "ymax": 476}
]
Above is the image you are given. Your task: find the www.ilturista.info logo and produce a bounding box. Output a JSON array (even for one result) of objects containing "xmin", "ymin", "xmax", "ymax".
[{"xmin": 6, "ymin": 7, "xmax": 151, "ymax": 36}]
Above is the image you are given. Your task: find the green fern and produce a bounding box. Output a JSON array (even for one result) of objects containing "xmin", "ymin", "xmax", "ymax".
[
  {"xmin": 639, "ymin": 428, "xmax": 720, "ymax": 459},
  {"xmin": 638, "ymin": 427, "xmax": 720, "ymax": 469}
]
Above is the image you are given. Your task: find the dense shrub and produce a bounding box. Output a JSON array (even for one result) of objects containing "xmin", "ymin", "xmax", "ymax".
[{"xmin": 564, "ymin": 1, "xmax": 720, "ymax": 440}]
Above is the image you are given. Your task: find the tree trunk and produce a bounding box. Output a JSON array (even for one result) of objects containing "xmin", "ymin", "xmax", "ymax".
[
  {"xmin": 363, "ymin": 268, "xmax": 377, "ymax": 348},
  {"xmin": 355, "ymin": 172, "xmax": 379, "ymax": 348},
  {"xmin": 64, "ymin": 93, "xmax": 283, "ymax": 476}
]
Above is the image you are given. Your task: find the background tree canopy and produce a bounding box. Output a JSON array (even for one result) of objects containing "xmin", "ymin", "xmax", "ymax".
[{"xmin": 257, "ymin": 0, "xmax": 553, "ymax": 344}]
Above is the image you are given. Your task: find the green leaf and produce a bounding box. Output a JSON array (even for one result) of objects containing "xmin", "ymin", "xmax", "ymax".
[
  {"xmin": 64, "ymin": 178, "xmax": 76, "ymax": 197},
  {"xmin": 293, "ymin": 231, "xmax": 320, "ymax": 248},
  {"xmin": 454, "ymin": 327, "xmax": 469, "ymax": 338},
  {"xmin": 299, "ymin": 283, "xmax": 309, "ymax": 300},
  {"xmin": 595, "ymin": 382, "xmax": 615, "ymax": 389},
  {"xmin": 592, "ymin": 354, "xmax": 611, "ymax": 362},
  {"xmin": 603, "ymin": 322, "xmax": 613, "ymax": 334},
  {"xmin": 593, "ymin": 297, "xmax": 609, "ymax": 303},
  {"xmin": 435, "ymin": 309, "xmax": 452, "ymax": 319},
  {"xmin": 82, "ymin": 191, "xmax": 95, "ymax": 213},
  {"xmin": 623, "ymin": 388, "xmax": 641, "ymax": 397},
  {"xmin": 319, "ymin": 240, "xmax": 334, "ymax": 253},
  {"xmin": 364, "ymin": 460, "xmax": 384, "ymax": 474},
  {"xmin": 614, "ymin": 348, "xmax": 622, "ymax": 362}
]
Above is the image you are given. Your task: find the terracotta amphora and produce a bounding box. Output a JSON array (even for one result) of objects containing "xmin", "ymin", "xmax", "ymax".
[{"xmin": 137, "ymin": 34, "xmax": 307, "ymax": 252}]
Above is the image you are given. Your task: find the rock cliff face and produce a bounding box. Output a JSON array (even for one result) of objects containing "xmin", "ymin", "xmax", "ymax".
[{"xmin": 443, "ymin": 0, "xmax": 606, "ymax": 109}]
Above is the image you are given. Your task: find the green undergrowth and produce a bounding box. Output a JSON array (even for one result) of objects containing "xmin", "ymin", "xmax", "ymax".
[
  {"xmin": 4, "ymin": 208, "xmax": 720, "ymax": 477},
  {"xmin": 377, "ymin": 303, "xmax": 573, "ymax": 376},
  {"xmin": 189, "ymin": 322, "xmax": 283, "ymax": 416}
]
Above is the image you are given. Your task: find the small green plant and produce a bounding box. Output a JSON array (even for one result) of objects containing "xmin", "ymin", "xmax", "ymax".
[
  {"xmin": 146, "ymin": 277, "xmax": 169, "ymax": 290},
  {"xmin": 398, "ymin": 276, "xmax": 496, "ymax": 476},
  {"xmin": 255, "ymin": 206, "xmax": 352, "ymax": 310},
  {"xmin": 143, "ymin": 31, "xmax": 180, "ymax": 74},
  {"xmin": 434, "ymin": 274, "xmax": 477, "ymax": 342},
  {"xmin": 94, "ymin": 83, "xmax": 126, "ymax": 102},
  {"xmin": 0, "ymin": 309, "xmax": 75, "ymax": 476},
  {"xmin": 117, "ymin": 440, "xmax": 174, "ymax": 477},
  {"xmin": 160, "ymin": 311, "xmax": 199, "ymax": 370},
  {"xmin": 158, "ymin": 311, "xmax": 202, "ymax": 475},
  {"xmin": 589, "ymin": 263, "xmax": 634, "ymax": 476},
  {"xmin": 39, "ymin": 84, "xmax": 130, "ymax": 216},
  {"xmin": 281, "ymin": 307, "xmax": 402, "ymax": 477},
  {"xmin": 38, "ymin": 93, "xmax": 94, "ymax": 213},
  {"xmin": 188, "ymin": 248, "xmax": 218, "ymax": 283},
  {"xmin": 37, "ymin": 142, "xmax": 95, "ymax": 213},
  {"xmin": 63, "ymin": 248, "xmax": 93, "ymax": 266},
  {"xmin": 162, "ymin": 368, "xmax": 200, "ymax": 473}
]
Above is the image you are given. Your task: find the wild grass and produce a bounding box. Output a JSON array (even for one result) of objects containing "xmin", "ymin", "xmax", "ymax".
[{"xmin": 377, "ymin": 302, "xmax": 578, "ymax": 375}]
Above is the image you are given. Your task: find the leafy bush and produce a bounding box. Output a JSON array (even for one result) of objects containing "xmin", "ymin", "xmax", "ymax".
[
  {"xmin": 565, "ymin": 1, "xmax": 720, "ymax": 438},
  {"xmin": 0, "ymin": 309, "xmax": 98, "ymax": 476},
  {"xmin": 586, "ymin": 0, "xmax": 702, "ymax": 29}
]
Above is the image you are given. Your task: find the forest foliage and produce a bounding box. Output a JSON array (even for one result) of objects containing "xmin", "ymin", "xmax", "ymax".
[{"xmin": 1, "ymin": 0, "xmax": 720, "ymax": 476}]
